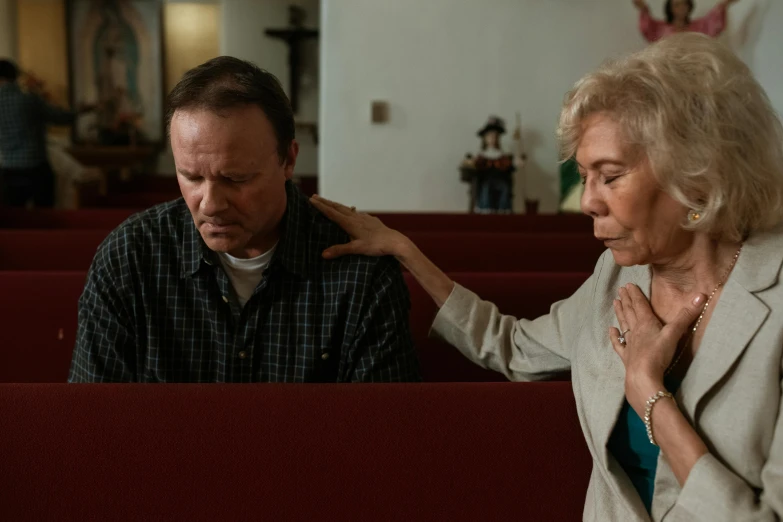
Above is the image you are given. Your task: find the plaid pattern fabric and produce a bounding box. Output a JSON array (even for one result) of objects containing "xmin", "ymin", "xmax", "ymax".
[
  {"xmin": 0, "ymin": 83, "xmax": 74, "ymax": 169},
  {"xmin": 69, "ymin": 181, "xmax": 421, "ymax": 383}
]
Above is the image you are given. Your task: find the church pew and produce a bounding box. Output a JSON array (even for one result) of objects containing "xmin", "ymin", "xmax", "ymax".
[
  {"xmin": 0, "ymin": 207, "xmax": 139, "ymax": 229},
  {"xmin": 0, "ymin": 229, "xmax": 603, "ymax": 272},
  {"xmin": 405, "ymin": 272, "xmax": 588, "ymax": 382},
  {"xmin": 0, "ymin": 208, "xmax": 591, "ymax": 233},
  {"xmin": 406, "ymin": 232, "xmax": 604, "ymax": 272},
  {"xmin": 0, "ymin": 382, "xmax": 591, "ymax": 522},
  {"xmin": 0, "ymin": 271, "xmax": 86, "ymax": 383},
  {"xmin": 0, "ymin": 270, "xmax": 587, "ymax": 383},
  {"xmin": 379, "ymin": 212, "xmax": 591, "ymax": 234},
  {"xmin": 0, "ymin": 230, "xmax": 109, "ymax": 270}
]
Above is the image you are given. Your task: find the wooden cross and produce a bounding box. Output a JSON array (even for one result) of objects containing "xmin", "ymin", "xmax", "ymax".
[{"xmin": 265, "ymin": 24, "xmax": 318, "ymax": 114}]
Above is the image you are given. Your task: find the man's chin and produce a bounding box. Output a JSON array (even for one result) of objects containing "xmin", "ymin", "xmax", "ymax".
[{"xmin": 201, "ymin": 233, "xmax": 243, "ymax": 255}]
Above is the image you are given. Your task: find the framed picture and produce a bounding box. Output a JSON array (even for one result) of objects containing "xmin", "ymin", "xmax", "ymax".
[{"xmin": 66, "ymin": 0, "xmax": 164, "ymax": 146}]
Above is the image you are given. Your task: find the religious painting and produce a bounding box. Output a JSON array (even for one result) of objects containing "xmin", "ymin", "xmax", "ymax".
[{"xmin": 67, "ymin": 0, "xmax": 163, "ymax": 146}]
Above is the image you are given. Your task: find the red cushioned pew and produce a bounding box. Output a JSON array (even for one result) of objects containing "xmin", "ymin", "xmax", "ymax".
[
  {"xmin": 1, "ymin": 207, "xmax": 591, "ymax": 234},
  {"xmin": 0, "ymin": 229, "xmax": 604, "ymax": 272},
  {"xmin": 0, "ymin": 271, "xmax": 86, "ymax": 383},
  {"xmin": 0, "ymin": 207, "xmax": 139, "ymax": 229},
  {"xmin": 407, "ymin": 232, "xmax": 604, "ymax": 272},
  {"xmin": 406, "ymin": 272, "xmax": 588, "ymax": 382},
  {"xmin": 0, "ymin": 230, "xmax": 109, "ymax": 270},
  {"xmin": 380, "ymin": 212, "xmax": 591, "ymax": 234},
  {"xmin": 0, "ymin": 271, "xmax": 586, "ymax": 383},
  {"xmin": 0, "ymin": 382, "xmax": 591, "ymax": 522}
]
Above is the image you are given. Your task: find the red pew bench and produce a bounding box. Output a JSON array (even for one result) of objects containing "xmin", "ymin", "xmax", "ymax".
[
  {"xmin": 0, "ymin": 229, "xmax": 603, "ymax": 272},
  {"xmin": 406, "ymin": 272, "xmax": 588, "ymax": 382},
  {"xmin": 407, "ymin": 232, "xmax": 604, "ymax": 272},
  {"xmin": 0, "ymin": 230, "xmax": 109, "ymax": 270},
  {"xmin": 0, "ymin": 382, "xmax": 591, "ymax": 522},
  {"xmin": 0, "ymin": 271, "xmax": 586, "ymax": 383},
  {"xmin": 0, "ymin": 208, "xmax": 138, "ymax": 229},
  {"xmin": 379, "ymin": 212, "xmax": 591, "ymax": 233},
  {"xmin": 0, "ymin": 271, "xmax": 86, "ymax": 382}
]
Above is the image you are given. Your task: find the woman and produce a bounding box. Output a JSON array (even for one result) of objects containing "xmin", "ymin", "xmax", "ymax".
[
  {"xmin": 632, "ymin": 0, "xmax": 741, "ymax": 43},
  {"xmin": 310, "ymin": 34, "xmax": 783, "ymax": 521}
]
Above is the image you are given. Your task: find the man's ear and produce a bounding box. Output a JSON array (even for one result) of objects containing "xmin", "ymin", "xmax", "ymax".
[{"xmin": 283, "ymin": 139, "xmax": 299, "ymax": 180}]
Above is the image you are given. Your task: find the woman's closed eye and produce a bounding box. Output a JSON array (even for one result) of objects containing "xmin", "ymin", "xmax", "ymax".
[{"xmin": 580, "ymin": 174, "xmax": 621, "ymax": 186}]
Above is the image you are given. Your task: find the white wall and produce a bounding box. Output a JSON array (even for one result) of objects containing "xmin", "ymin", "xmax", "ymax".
[
  {"xmin": 0, "ymin": 0, "xmax": 17, "ymax": 59},
  {"xmin": 320, "ymin": 0, "xmax": 782, "ymax": 213},
  {"xmin": 741, "ymin": 0, "xmax": 783, "ymax": 118}
]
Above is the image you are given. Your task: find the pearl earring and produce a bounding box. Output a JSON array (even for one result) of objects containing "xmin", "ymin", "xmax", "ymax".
[{"xmin": 688, "ymin": 210, "xmax": 701, "ymax": 222}]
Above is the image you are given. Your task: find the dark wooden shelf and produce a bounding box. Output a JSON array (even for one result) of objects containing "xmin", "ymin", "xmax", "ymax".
[{"xmin": 67, "ymin": 145, "xmax": 157, "ymax": 169}]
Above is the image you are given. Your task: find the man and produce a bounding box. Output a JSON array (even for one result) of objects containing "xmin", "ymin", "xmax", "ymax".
[
  {"xmin": 0, "ymin": 60, "xmax": 77, "ymax": 207},
  {"xmin": 69, "ymin": 57, "xmax": 421, "ymax": 382}
]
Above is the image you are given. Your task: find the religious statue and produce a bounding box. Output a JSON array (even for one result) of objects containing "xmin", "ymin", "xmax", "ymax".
[
  {"xmin": 632, "ymin": 0, "xmax": 742, "ymax": 43},
  {"xmin": 460, "ymin": 116, "xmax": 526, "ymax": 214},
  {"xmin": 92, "ymin": 0, "xmax": 143, "ymax": 145}
]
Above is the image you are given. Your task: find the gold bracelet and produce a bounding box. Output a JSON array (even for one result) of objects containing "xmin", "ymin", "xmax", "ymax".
[{"xmin": 644, "ymin": 390, "xmax": 674, "ymax": 446}]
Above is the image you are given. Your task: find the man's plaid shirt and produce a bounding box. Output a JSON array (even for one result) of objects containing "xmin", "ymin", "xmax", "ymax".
[{"xmin": 69, "ymin": 182, "xmax": 421, "ymax": 382}]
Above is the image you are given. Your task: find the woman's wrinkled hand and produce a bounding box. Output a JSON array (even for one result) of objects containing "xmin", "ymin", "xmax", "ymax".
[
  {"xmin": 309, "ymin": 195, "xmax": 411, "ymax": 259},
  {"xmin": 609, "ymin": 283, "xmax": 704, "ymax": 415}
]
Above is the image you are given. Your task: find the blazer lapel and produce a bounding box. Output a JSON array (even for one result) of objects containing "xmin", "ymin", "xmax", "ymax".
[
  {"xmin": 592, "ymin": 262, "xmax": 651, "ymax": 465},
  {"xmin": 677, "ymin": 278, "xmax": 769, "ymax": 418},
  {"xmin": 592, "ymin": 366, "xmax": 650, "ymax": 519},
  {"xmin": 655, "ymin": 227, "xmax": 782, "ymax": 519},
  {"xmin": 676, "ymin": 223, "xmax": 783, "ymax": 417},
  {"xmin": 590, "ymin": 263, "xmax": 653, "ymax": 520}
]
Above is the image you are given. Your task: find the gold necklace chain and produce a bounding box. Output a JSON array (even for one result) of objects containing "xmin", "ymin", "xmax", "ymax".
[{"xmin": 665, "ymin": 244, "xmax": 743, "ymax": 376}]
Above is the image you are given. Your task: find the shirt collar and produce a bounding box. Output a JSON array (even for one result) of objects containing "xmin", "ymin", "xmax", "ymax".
[
  {"xmin": 181, "ymin": 180, "xmax": 312, "ymax": 278},
  {"xmin": 273, "ymin": 180, "xmax": 311, "ymax": 278}
]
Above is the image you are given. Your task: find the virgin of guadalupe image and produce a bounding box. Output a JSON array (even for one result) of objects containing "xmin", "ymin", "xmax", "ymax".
[
  {"xmin": 93, "ymin": 1, "xmax": 140, "ymax": 144},
  {"xmin": 73, "ymin": 0, "xmax": 154, "ymax": 145}
]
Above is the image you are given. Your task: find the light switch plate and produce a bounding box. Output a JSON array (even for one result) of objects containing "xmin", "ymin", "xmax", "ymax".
[{"xmin": 371, "ymin": 101, "xmax": 389, "ymax": 123}]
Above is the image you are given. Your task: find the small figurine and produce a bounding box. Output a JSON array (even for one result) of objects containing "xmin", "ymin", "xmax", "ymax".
[{"xmin": 460, "ymin": 116, "xmax": 525, "ymax": 214}]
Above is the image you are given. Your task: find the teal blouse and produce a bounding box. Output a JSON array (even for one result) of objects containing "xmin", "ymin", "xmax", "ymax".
[{"xmin": 607, "ymin": 376, "xmax": 682, "ymax": 513}]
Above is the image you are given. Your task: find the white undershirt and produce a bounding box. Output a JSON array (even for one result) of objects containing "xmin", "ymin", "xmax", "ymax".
[{"xmin": 217, "ymin": 244, "xmax": 278, "ymax": 307}]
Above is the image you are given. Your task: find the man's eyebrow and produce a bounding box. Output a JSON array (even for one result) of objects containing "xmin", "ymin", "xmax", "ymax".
[
  {"xmin": 176, "ymin": 170, "xmax": 257, "ymax": 178},
  {"xmin": 219, "ymin": 171, "xmax": 257, "ymax": 178}
]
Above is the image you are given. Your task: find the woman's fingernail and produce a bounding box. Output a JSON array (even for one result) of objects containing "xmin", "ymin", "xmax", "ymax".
[
  {"xmin": 692, "ymin": 294, "xmax": 704, "ymax": 305},
  {"xmin": 322, "ymin": 250, "xmax": 332, "ymax": 259}
]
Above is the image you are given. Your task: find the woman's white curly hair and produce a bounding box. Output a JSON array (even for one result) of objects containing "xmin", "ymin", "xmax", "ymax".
[{"xmin": 558, "ymin": 32, "xmax": 783, "ymax": 242}]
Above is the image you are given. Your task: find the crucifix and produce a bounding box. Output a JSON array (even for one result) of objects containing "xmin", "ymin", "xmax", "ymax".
[{"xmin": 265, "ymin": 6, "xmax": 319, "ymax": 114}]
